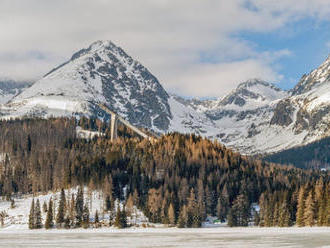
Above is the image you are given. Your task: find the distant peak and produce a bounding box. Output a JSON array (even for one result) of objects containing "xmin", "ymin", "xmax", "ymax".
[
  {"xmin": 236, "ymin": 79, "xmax": 282, "ymax": 91},
  {"xmin": 292, "ymin": 54, "xmax": 330, "ymax": 95},
  {"xmin": 88, "ymin": 40, "xmax": 116, "ymax": 51},
  {"xmin": 70, "ymin": 40, "xmax": 119, "ymax": 61}
]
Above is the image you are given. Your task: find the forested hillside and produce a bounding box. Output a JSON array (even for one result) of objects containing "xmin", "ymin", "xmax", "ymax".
[
  {"xmin": 264, "ymin": 137, "xmax": 330, "ymax": 169},
  {"xmin": 0, "ymin": 118, "xmax": 328, "ymax": 228}
]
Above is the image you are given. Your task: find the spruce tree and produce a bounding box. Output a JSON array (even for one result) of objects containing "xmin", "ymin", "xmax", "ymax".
[
  {"xmin": 56, "ymin": 189, "xmax": 66, "ymax": 227},
  {"xmin": 75, "ymin": 187, "xmax": 84, "ymax": 227},
  {"xmin": 120, "ymin": 206, "xmax": 128, "ymax": 228},
  {"xmin": 28, "ymin": 199, "xmax": 35, "ymax": 229},
  {"xmin": 105, "ymin": 195, "xmax": 112, "ymax": 212},
  {"xmin": 82, "ymin": 204, "xmax": 90, "ymax": 229},
  {"xmin": 114, "ymin": 204, "xmax": 122, "ymax": 228},
  {"xmin": 45, "ymin": 198, "xmax": 54, "ymax": 229},
  {"xmin": 35, "ymin": 199, "xmax": 42, "ymax": 229}
]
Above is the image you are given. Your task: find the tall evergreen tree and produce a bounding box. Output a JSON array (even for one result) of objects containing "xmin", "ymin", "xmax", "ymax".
[
  {"xmin": 56, "ymin": 189, "xmax": 66, "ymax": 226},
  {"xmin": 28, "ymin": 199, "xmax": 35, "ymax": 229},
  {"xmin": 45, "ymin": 197, "xmax": 54, "ymax": 229},
  {"xmin": 75, "ymin": 187, "xmax": 84, "ymax": 227},
  {"xmin": 35, "ymin": 199, "xmax": 42, "ymax": 229}
]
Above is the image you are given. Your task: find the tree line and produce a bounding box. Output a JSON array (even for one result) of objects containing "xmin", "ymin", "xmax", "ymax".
[{"xmin": 0, "ymin": 118, "xmax": 328, "ymax": 228}]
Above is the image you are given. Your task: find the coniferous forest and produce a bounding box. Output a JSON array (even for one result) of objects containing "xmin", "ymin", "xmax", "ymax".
[{"xmin": 0, "ymin": 118, "xmax": 328, "ymax": 228}]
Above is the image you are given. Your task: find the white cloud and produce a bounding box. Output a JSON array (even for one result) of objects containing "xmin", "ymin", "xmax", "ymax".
[{"xmin": 0, "ymin": 0, "xmax": 329, "ymax": 96}]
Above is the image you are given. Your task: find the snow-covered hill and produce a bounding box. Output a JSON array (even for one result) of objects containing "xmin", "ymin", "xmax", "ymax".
[{"xmin": 1, "ymin": 40, "xmax": 329, "ymax": 155}]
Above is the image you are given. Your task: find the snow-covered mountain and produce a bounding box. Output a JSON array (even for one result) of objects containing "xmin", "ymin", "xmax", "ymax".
[
  {"xmin": 2, "ymin": 41, "xmax": 171, "ymax": 131},
  {"xmin": 169, "ymin": 59, "xmax": 330, "ymax": 155},
  {"xmin": 1, "ymin": 40, "xmax": 329, "ymax": 155}
]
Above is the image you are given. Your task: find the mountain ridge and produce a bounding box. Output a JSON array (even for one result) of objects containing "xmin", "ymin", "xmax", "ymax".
[{"xmin": 1, "ymin": 40, "xmax": 329, "ymax": 155}]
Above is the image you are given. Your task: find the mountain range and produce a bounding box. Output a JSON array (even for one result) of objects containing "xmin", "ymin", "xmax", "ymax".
[{"xmin": 0, "ymin": 40, "xmax": 329, "ymax": 155}]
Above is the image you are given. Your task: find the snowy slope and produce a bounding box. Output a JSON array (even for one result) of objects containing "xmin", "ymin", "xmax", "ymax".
[
  {"xmin": 2, "ymin": 41, "xmax": 171, "ymax": 131},
  {"xmin": 0, "ymin": 187, "xmax": 148, "ymax": 228}
]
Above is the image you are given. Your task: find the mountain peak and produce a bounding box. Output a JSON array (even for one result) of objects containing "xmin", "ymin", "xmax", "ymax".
[
  {"xmin": 8, "ymin": 40, "xmax": 172, "ymax": 131},
  {"xmin": 292, "ymin": 54, "xmax": 330, "ymax": 95},
  {"xmin": 237, "ymin": 78, "xmax": 280, "ymax": 90},
  {"xmin": 218, "ymin": 79, "xmax": 287, "ymax": 108}
]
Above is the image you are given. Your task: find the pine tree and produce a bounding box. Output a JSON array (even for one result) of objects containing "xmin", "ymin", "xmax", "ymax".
[
  {"xmin": 230, "ymin": 194, "xmax": 250, "ymax": 226},
  {"xmin": 75, "ymin": 187, "xmax": 84, "ymax": 227},
  {"xmin": 43, "ymin": 201, "xmax": 48, "ymax": 213},
  {"xmin": 304, "ymin": 190, "xmax": 315, "ymax": 226},
  {"xmin": 279, "ymin": 201, "xmax": 290, "ymax": 227},
  {"xmin": 296, "ymin": 186, "xmax": 306, "ymax": 227},
  {"xmin": 35, "ymin": 199, "xmax": 42, "ymax": 229},
  {"xmin": 114, "ymin": 204, "xmax": 127, "ymax": 228},
  {"xmin": 168, "ymin": 203, "xmax": 175, "ymax": 225},
  {"xmin": 186, "ymin": 188, "xmax": 201, "ymax": 227},
  {"xmin": 216, "ymin": 194, "xmax": 229, "ymax": 222},
  {"xmin": 45, "ymin": 197, "xmax": 54, "ymax": 229},
  {"xmin": 120, "ymin": 206, "xmax": 128, "ymax": 228},
  {"xmin": 28, "ymin": 199, "xmax": 35, "ymax": 229},
  {"xmin": 105, "ymin": 195, "xmax": 112, "ymax": 212},
  {"xmin": 125, "ymin": 194, "xmax": 134, "ymax": 217},
  {"xmin": 227, "ymin": 209, "xmax": 236, "ymax": 227},
  {"xmin": 114, "ymin": 203, "xmax": 122, "ymax": 228},
  {"xmin": 82, "ymin": 204, "xmax": 90, "ymax": 229},
  {"xmin": 177, "ymin": 205, "xmax": 187, "ymax": 228},
  {"xmin": 56, "ymin": 189, "xmax": 66, "ymax": 227}
]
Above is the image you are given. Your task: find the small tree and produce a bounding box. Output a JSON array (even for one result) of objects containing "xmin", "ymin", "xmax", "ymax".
[
  {"xmin": 114, "ymin": 204, "xmax": 122, "ymax": 228},
  {"xmin": 43, "ymin": 201, "xmax": 48, "ymax": 213},
  {"xmin": 114, "ymin": 204, "xmax": 127, "ymax": 228},
  {"xmin": 45, "ymin": 198, "xmax": 54, "ymax": 229},
  {"xmin": 82, "ymin": 204, "xmax": 90, "ymax": 229},
  {"xmin": 0, "ymin": 211, "xmax": 8, "ymax": 227},
  {"xmin": 35, "ymin": 199, "xmax": 43, "ymax": 229},
  {"xmin": 28, "ymin": 199, "xmax": 35, "ymax": 229},
  {"xmin": 10, "ymin": 199, "xmax": 15, "ymax": 209}
]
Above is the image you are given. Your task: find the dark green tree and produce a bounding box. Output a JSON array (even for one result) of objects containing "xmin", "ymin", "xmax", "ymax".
[
  {"xmin": 28, "ymin": 199, "xmax": 35, "ymax": 229},
  {"xmin": 56, "ymin": 189, "xmax": 66, "ymax": 227},
  {"xmin": 45, "ymin": 197, "xmax": 54, "ymax": 229}
]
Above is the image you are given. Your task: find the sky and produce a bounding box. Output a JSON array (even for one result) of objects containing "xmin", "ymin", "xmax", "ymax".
[{"xmin": 0, "ymin": 0, "xmax": 330, "ymax": 98}]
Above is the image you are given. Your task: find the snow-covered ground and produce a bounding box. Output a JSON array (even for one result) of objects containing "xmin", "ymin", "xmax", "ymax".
[
  {"xmin": 0, "ymin": 188, "xmax": 148, "ymax": 228},
  {"xmin": 0, "ymin": 227, "xmax": 329, "ymax": 248}
]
